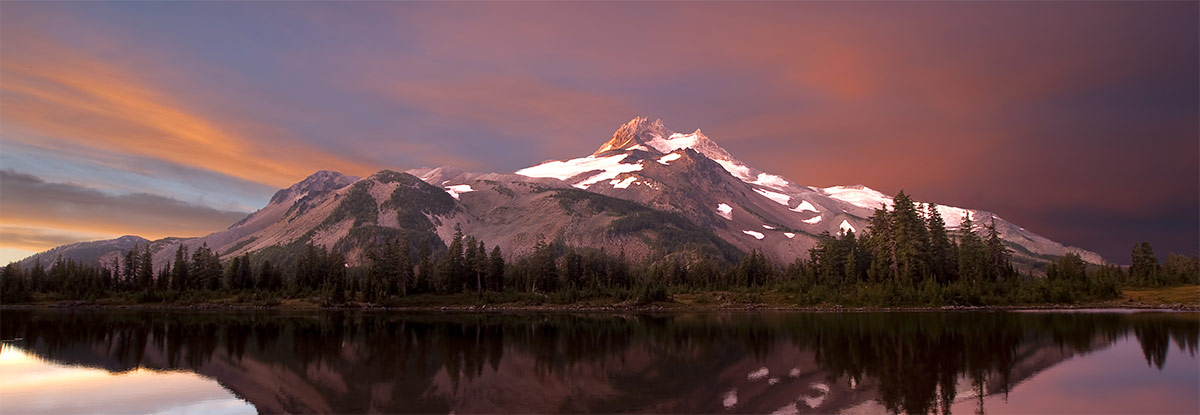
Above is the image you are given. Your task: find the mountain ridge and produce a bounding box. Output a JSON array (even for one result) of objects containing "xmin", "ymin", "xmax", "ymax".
[{"xmin": 16, "ymin": 117, "xmax": 1105, "ymax": 272}]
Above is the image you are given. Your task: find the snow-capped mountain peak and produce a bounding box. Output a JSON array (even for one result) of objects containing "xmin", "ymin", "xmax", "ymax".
[{"xmin": 519, "ymin": 117, "xmax": 1104, "ymax": 266}]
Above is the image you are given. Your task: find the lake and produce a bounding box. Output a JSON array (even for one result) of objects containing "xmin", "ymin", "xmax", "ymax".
[{"xmin": 0, "ymin": 309, "xmax": 1196, "ymax": 414}]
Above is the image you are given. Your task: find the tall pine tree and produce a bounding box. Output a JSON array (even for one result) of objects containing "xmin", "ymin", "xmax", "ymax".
[
  {"xmin": 983, "ymin": 219, "xmax": 1013, "ymax": 281},
  {"xmin": 925, "ymin": 203, "xmax": 957, "ymax": 284},
  {"xmin": 957, "ymin": 213, "xmax": 986, "ymax": 282}
]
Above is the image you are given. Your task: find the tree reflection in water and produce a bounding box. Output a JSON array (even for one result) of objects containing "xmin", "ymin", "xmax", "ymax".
[{"xmin": 1, "ymin": 310, "xmax": 1196, "ymax": 414}]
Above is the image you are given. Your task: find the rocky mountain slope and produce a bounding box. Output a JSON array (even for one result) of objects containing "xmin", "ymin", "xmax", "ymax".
[{"xmin": 18, "ymin": 117, "xmax": 1103, "ymax": 272}]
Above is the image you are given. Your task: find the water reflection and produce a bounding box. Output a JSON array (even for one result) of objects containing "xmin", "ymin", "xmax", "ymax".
[
  {"xmin": 0, "ymin": 310, "xmax": 1196, "ymax": 414},
  {"xmin": 0, "ymin": 346, "xmax": 255, "ymax": 415}
]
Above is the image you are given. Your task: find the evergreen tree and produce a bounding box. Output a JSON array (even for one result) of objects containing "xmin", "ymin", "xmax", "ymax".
[
  {"xmin": 239, "ymin": 254, "xmax": 252, "ymax": 290},
  {"xmin": 1162, "ymin": 253, "xmax": 1200, "ymax": 285},
  {"xmin": 397, "ymin": 234, "xmax": 414, "ymax": 296},
  {"xmin": 487, "ymin": 245, "xmax": 505, "ymax": 292},
  {"xmin": 842, "ymin": 230, "xmax": 867, "ymax": 283},
  {"xmin": 190, "ymin": 243, "xmax": 222, "ymax": 291},
  {"xmin": 610, "ymin": 249, "xmax": 631, "ymax": 288},
  {"xmin": 436, "ymin": 225, "xmax": 466, "ymax": 293},
  {"xmin": 257, "ymin": 260, "xmax": 278, "ymax": 292},
  {"xmin": 889, "ymin": 191, "xmax": 930, "ymax": 286},
  {"xmin": 366, "ymin": 241, "xmax": 393, "ymax": 300},
  {"xmin": 529, "ymin": 236, "xmax": 557, "ymax": 292},
  {"xmin": 463, "ymin": 235, "xmax": 481, "ymax": 292},
  {"xmin": 983, "ymin": 219, "xmax": 1013, "ymax": 281},
  {"xmin": 171, "ymin": 245, "xmax": 189, "ymax": 291},
  {"xmin": 809, "ymin": 231, "xmax": 841, "ymax": 286},
  {"xmin": 957, "ymin": 213, "xmax": 986, "ymax": 282},
  {"xmin": 47, "ymin": 256, "xmax": 66, "ymax": 293},
  {"xmin": 474, "ymin": 240, "xmax": 487, "ymax": 293},
  {"xmin": 122, "ymin": 248, "xmax": 137, "ymax": 290},
  {"xmin": 1130, "ymin": 242, "xmax": 1161, "ymax": 285},
  {"xmin": 563, "ymin": 246, "xmax": 583, "ymax": 289},
  {"xmin": 136, "ymin": 246, "xmax": 153, "ymax": 291},
  {"xmin": 30, "ymin": 257, "xmax": 46, "ymax": 293},
  {"xmin": 1, "ymin": 262, "xmax": 30, "ymax": 303},
  {"xmin": 327, "ymin": 250, "xmax": 347, "ymax": 303},
  {"xmin": 208, "ymin": 250, "xmax": 223, "ymax": 290},
  {"xmin": 228, "ymin": 255, "xmax": 243, "ymax": 291},
  {"xmin": 416, "ymin": 237, "xmax": 433, "ymax": 294},
  {"xmin": 295, "ymin": 244, "xmax": 324, "ymax": 292},
  {"xmin": 864, "ymin": 207, "xmax": 894, "ymax": 283},
  {"xmin": 1047, "ymin": 253, "xmax": 1086, "ymax": 283},
  {"xmin": 155, "ymin": 267, "xmax": 170, "ymax": 291},
  {"xmin": 925, "ymin": 203, "xmax": 957, "ymax": 284},
  {"xmin": 737, "ymin": 250, "xmax": 773, "ymax": 287}
]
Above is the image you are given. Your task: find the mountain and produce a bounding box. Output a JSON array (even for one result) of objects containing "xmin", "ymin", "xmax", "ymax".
[
  {"xmin": 512, "ymin": 117, "xmax": 1103, "ymax": 267},
  {"xmin": 16, "ymin": 117, "xmax": 1103, "ymax": 272},
  {"xmin": 16, "ymin": 235, "xmax": 148, "ymax": 270}
]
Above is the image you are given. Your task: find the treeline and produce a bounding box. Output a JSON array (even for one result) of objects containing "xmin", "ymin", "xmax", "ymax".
[
  {"xmin": 776, "ymin": 192, "xmax": 1198, "ymax": 305},
  {"xmin": 1, "ymin": 191, "xmax": 1197, "ymax": 306}
]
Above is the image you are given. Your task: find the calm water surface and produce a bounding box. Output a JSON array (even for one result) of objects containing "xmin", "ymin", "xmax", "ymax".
[{"xmin": 0, "ymin": 309, "xmax": 1196, "ymax": 414}]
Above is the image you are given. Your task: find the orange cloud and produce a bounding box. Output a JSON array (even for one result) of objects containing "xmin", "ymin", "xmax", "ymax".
[{"xmin": 0, "ymin": 36, "xmax": 375, "ymax": 189}]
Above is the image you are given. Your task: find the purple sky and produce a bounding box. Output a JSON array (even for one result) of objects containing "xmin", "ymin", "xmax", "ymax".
[{"xmin": 1, "ymin": 1, "xmax": 1196, "ymax": 264}]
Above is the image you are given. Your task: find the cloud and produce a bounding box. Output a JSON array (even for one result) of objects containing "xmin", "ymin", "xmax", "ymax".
[
  {"xmin": 0, "ymin": 23, "xmax": 377, "ymax": 188},
  {"xmin": 0, "ymin": 226, "xmax": 112, "ymax": 253},
  {"xmin": 0, "ymin": 170, "xmax": 247, "ymax": 245}
]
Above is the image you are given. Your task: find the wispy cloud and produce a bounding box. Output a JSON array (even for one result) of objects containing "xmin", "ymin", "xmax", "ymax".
[
  {"xmin": 0, "ymin": 29, "xmax": 377, "ymax": 188},
  {"xmin": 0, "ymin": 226, "xmax": 112, "ymax": 253},
  {"xmin": 0, "ymin": 170, "xmax": 247, "ymax": 245}
]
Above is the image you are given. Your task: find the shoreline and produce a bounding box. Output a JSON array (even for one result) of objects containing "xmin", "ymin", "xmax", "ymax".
[
  {"xmin": 3, "ymin": 300, "xmax": 1195, "ymax": 313},
  {"xmin": 5, "ymin": 286, "xmax": 1195, "ymax": 313}
]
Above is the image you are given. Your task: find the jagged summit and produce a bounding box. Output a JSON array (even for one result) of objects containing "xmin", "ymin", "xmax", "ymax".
[
  {"xmin": 594, "ymin": 117, "xmax": 730, "ymax": 159},
  {"xmin": 595, "ymin": 117, "xmax": 671, "ymax": 154}
]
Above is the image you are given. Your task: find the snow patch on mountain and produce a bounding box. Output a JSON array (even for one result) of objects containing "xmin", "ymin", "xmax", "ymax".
[
  {"xmin": 839, "ymin": 220, "xmax": 856, "ymax": 233},
  {"xmin": 754, "ymin": 188, "xmax": 792, "ymax": 206},
  {"xmin": 762, "ymin": 225, "xmax": 775, "ymax": 230},
  {"xmin": 821, "ymin": 185, "xmax": 977, "ymax": 228},
  {"xmin": 936, "ymin": 205, "xmax": 975, "ymax": 228},
  {"xmin": 784, "ymin": 233, "xmax": 796, "ymax": 239},
  {"xmin": 803, "ymin": 215, "xmax": 822, "ymax": 224},
  {"xmin": 714, "ymin": 159, "xmax": 755, "ymax": 181},
  {"xmin": 645, "ymin": 131, "xmax": 702, "ymax": 154},
  {"xmin": 743, "ymin": 230, "xmax": 765, "ymax": 240},
  {"xmin": 716, "ymin": 203, "xmax": 733, "ymax": 220},
  {"xmin": 657, "ymin": 153, "xmax": 682, "ymax": 164},
  {"xmin": 444, "ymin": 185, "xmax": 474, "ymax": 200},
  {"xmin": 791, "ymin": 200, "xmax": 819, "ymax": 213},
  {"xmin": 751, "ymin": 173, "xmax": 791, "ymax": 190},
  {"xmin": 611, "ymin": 176, "xmax": 637, "ymax": 189},
  {"xmin": 822, "ymin": 185, "xmax": 893, "ymax": 209},
  {"xmin": 515, "ymin": 154, "xmax": 643, "ymax": 189}
]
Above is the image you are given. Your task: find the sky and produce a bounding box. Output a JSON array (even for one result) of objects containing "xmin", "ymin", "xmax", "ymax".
[{"xmin": 0, "ymin": 1, "xmax": 1196, "ymax": 265}]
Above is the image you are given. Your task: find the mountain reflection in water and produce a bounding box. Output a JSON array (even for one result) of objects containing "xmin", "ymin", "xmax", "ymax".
[{"xmin": 1, "ymin": 310, "xmax": 1196, "ymax": 414}]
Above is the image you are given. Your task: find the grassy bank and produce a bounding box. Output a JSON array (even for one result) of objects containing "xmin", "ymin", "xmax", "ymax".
[{"xmin": 1120, "ymin": 285, "xmax": 1200, "ymax": 308}]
